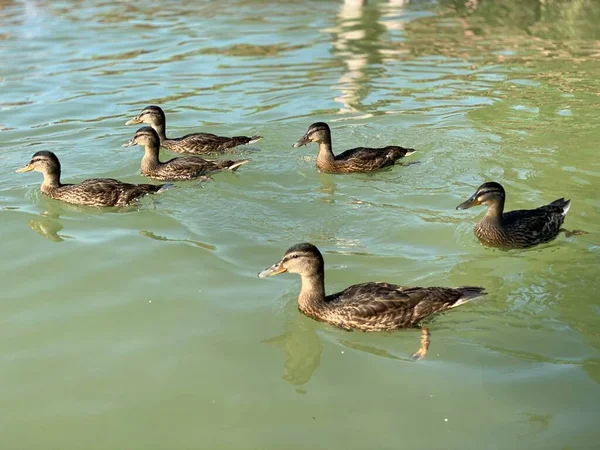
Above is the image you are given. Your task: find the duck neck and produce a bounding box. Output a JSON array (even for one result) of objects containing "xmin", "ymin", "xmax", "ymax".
[
  {"xmin": 141, "ymin": 142, "xmax": 162, "ymax": 172},
  {"xmin": 316, "ymin": 133, "xmax": 335, "ymax": 168},
  {"xmin": 483, "ymin": 198, "xmax": 505, "ymax": 225},
  {"xmin": 153, "ymin": 120, "xmax": 168, "ymax": 141},
  {"xmin": 40, "ymin": 167, "xmax": 61, "ymax": 194},
  {"xmin": 298, "ymin": 271, "xmax": 327, "ymax": 315}
]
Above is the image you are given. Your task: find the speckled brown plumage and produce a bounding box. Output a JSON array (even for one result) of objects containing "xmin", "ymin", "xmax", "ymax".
[
  {"xmin": 125, "ymin": 105, "xmax": 261, "ymax": 155},
  {"xmin": 457, "ymin": 182, "xmax": 571, "ymax": 249},
  {"xmin": 161, "ymin": 133, "xmax": 261, "ymax": 155},
  {"xmin": 16, "ymin": 151, "xmax": 168, "ymax": 207},
  {"xmin": 124, "ymin": 127, "xmax": 249, "ymax": 181},
  {"xmin": 293, "ymin": 122, "xmax": 416, "ymax": 173},
  {"xmin": 259, "ymin": 243, "xmax": 486, "ymax": 332},
  {"xmin": 303, "ymin": 282, "xmax": 486, "ymax": 332}
]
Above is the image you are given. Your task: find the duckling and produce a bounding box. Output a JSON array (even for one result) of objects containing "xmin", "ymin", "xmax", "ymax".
[
  {"xmin": 123, "ymin": 127, "xmax": 249, "ymax": 181},
  {"xmin": 456, "ymin": 181, "xmax": 571, "ymax": 249},
  {"xmin": 15, "ymin": 151, "xmax": 169, "ymax": 207},
  {"xmin": 259, "ymin": 243, "xmax": 485, "ymax": 359},
  {"xmin": 292, "ymin": 122, "xmax": 416, "ymax": 173},
  {"xmin": 125, "ymin": 105, "xmax": 261, "ymax": 155}
]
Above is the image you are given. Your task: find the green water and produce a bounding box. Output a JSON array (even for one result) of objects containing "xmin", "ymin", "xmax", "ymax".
[{"xmin": 1, "ymin": 0, "xmax": 599, "ymax": 448}]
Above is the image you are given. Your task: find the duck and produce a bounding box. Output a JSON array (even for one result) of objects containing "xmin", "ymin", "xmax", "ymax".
[
  {"xmin": 258, "ymin": 243, "xmax": 486, "ymax": 359},
  {"xmin": 292, "ymin": 122, "xmax": 416, "ymax": 173},
  {"xmin": 125, "ymin": 105, "xmax": 262, "ymax": 155},
  {"xmin": 15, "ymin": 151, "xmax": 170, "ymax": 207},
  {"xmin": 123, "ymin": 127, "xmax": 249, "ymax": 181},
  {"xmin": 456, "ymin": 181, "xmax": 571, "ymax": 249}
]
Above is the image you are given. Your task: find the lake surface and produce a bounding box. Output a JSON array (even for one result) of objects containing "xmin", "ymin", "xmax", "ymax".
[{"xmin": 1, "ymin": 0, "xmax": 599, "ymax": 448}]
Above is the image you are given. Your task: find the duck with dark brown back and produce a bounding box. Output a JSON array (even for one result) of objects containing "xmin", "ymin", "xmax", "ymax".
[
  {"xmin": 259, "ymin": 243, "xmax": 486, "ymax": 360},
  {"xmin": 16, "ymin": 151, "xmax": 169, "ymax": 207},
  {"xmin": 123, "ymin": 127, "xmax": 249, "ymax": 181},
  {"xmin": 456, "ymin": 181, "xmax": 575, "ymax": 249},
  {"xmin": 292, "ymin": 122, "xmax": 416, "ymax": 173},
  {"xmin": 125, "ymin": 105, "xmax": 261, "ymax": 155}
]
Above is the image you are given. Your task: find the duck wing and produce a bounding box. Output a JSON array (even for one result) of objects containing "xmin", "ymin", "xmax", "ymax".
[
  {"xmin": 324, "ymin": 283, "xmax": 484, "ymax": 330},
  {"xmin": 165, "ymin": 132, "xmax": 261, "ymax": 155},
  {"xmin": 502, "ymin": 198, "xmax": 570, "ymax": 243},
  {"xmin": 55, "ymin": 179, "xmax": 164, "ymax": 206},
  {"xmin": 333, "ymin": 146, "xmax": 415, "ymax": 172},
  {"xmin": 160, "ymin": 156, "xmax": 248, "ymax": 179}
]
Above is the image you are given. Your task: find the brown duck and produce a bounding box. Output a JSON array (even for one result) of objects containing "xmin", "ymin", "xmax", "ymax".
[
  {"xmin": 16, "ymin": 151, "xmax": 169, "ymax": 207},
  {"xmin": 125, "ymin": 105, "xmax": 261, "ymax": 155},
  {"xmin": 456, "ymin": 181, "xmax": 572, "ymax": 249},
  {"xmin": 292, "ymin": 122, "xmax": 416, "ymax": 173},
  {"xmin": 123, "ymin": 127, "xmax": 249, "ymax": 181},
  {"xmin": 259, "ymin": 243, "xmax": 486, "ymax": 359}
]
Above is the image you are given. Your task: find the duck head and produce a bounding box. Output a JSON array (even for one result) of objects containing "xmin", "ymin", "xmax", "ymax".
[
  {"xmin": 456, "ymin": 182, "xmax": 506, "ymax": 210},
  {"xmin": 258, "ymin": 243, "xmax": 324, "ymax": 278},
  {"xmin": 293, "ymin": 122, "xmax": 331, "ymax": 148}
]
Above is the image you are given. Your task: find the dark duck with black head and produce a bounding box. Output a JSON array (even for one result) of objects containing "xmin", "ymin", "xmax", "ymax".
[
  {"xmin": 15, "ymin": 151, "xmax": 169, "ymax": 207},
  {"xmin": 292, "ymin": 122, "xmax": 416, "ymax": 173},
  {"xmin": 456, "ymin": 181, "xmax": 572, "ymax": 249},
  {"xmin": 259, "ymin": 243, "xmax": 486, "ymax": 359},
  {"xmin": 125, "ymin": 105, "xmax": 261, "ymax": 155},
  {"xmin": 123, "ymin": 127, "xmax": 249, "ymax": 181}
]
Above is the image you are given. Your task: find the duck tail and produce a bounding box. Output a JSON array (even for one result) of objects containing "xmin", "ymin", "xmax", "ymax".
[
  {"xmin": 157, "ymin": 183, "xmax": 174, "ymax": 193},
  {"xmin": 389, "ymin": 146, "xmax": 417, "ymax": 158},
  {"xmin": 228, "ymin": 159, "xmax": 250, "ymax": 171},
  {"xmin": 248, "ymin": 135, "xmax": 262, "ymax": 144},
  {"xmin": 450, "ymin": 286, "xmax": 487, "ymax": 308},
  {"xmin": 550, "ymin": 198, "xmax": 571, "ymax": 216}
]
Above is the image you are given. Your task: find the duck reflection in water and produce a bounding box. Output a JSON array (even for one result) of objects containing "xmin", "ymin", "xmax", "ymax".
[
  {"xmin": 264, "ymin": 308, "xmax": 415, "ymax": 389},
  {"xmin": 263, "ymin": 315, "xmax": 323, "ymax": 388},
  {"xmin": 28, "ymin": 211, "xmax": 72, "ymax": 242},
  {"xmin": 318, "ymin": 174, "xmax": 337, "ymax": 203},
  {"xmin": 260, "ymin": 243, "xmax": 486, "ymax": 363},
  {"xmin": 139, "ymin": 230, "xmax": 216, "ymax": 251}
]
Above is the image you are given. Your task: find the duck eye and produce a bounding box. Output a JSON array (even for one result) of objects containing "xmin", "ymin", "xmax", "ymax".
[{"xmin": 291, "ymin": 254, "xmax": 299, "ymax": 259}]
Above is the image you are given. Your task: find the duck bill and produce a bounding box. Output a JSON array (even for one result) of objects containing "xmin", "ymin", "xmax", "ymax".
[
  {"xmin": 258, "ymin": 260, "xmax": 287, "ymax": 278},
  {"xmin": 456, "ymin": 193, "xmax": 481, "ymax": 210},
  {"xmin": 122, "ymin": 138, "xmax": 136, "ymax": 147},
  {"xmin": 292, "ymin": 135, "xmax": 310, "ymax": 148},
  {"xmin": 125, "ymin": 117, "xmax": 142, "ymax": 126},
  {"xmin": 15, "ymin": 164, "xmax": 34, "ymax": 173}
]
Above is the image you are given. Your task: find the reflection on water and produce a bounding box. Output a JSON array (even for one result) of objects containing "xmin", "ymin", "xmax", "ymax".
[
  {"xmin": 265, "ymin": 303, "xmax": 421, "ymax": 389},
  {"xmin": 28, "ymin": 211, "xmax": 72, "ymax": 242},
  {"xmin": 1, "ymin": 0, "xmax": 599, "ymax": 448},
  {"xmin": 332, "ymin": 0, "xmax": 410, "ymax": 114},
  {"xmin": 139, "ymin": 231, "xmax": 216, "ymax": 251},
  {"xmin": 317, "ymin": 175, "xmax": 337, "ymax": 203},
  {"xmin": 263, "ymin": 313, "xmax": 323, "ymax": 389},
  {"xmin": 446, "ymin": 0, "xmax": 600, "ymax": 40},
  {"xmin": 338, "ymin": 337, "xmax": 404, "ymax": 360}
]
